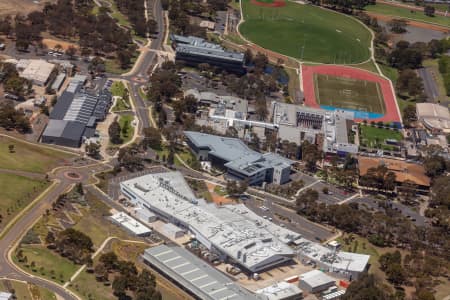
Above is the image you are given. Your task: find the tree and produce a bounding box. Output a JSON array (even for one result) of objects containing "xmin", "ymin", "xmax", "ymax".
[
  {"xmin": 396, "ymin": 69, "xmax": 423, "ymax": 97},
  {"xmin": 142, "ymin": 127, "xmax": 162, "ymax": 150},
  {"xmin": 65, "ymin": 45, "xmax": 77, "ymax": 59},
  {"xmin": 112, "ymin": 275, "xmax": 128, "ymax": 297},
  {"xmin": 99, "ymin": 252, "xmax": 119, "ymax": 271},
  {"xmin": 403, "ymin": 104, "xmax": 417, "ymax": 127},
  {"xmin": 387, "ymin": 18, "xmax": 407, "ymax": 33},
  {"xmin": 342, "ymin": 274, "xmax": 391, "ymax": 300},
  {"xmin": 85, "ymin": 142, "xmax": 101, "ymax": 158},
  {"xmin": 147, "ymin": 19, "xmax": 158, "ymax": 34},
  {"xmin": 109, "ymin": 118, "xmax": 122, "ymax": 144},
  {"xmin": 301, "ymin": 140, "xmax": 321, "ymax": 172},
  {"xmin": 8, "ymin": 144, "xmax": 14, "ymax": 153},
  {"xmin": 424, "ymin": 5, "xmax": 435, "ymax": 17}
]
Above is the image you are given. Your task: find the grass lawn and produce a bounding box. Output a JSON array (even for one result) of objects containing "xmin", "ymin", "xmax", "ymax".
[
  {"xmin": 224, "ymin": 33, "xmax": 247, "ymax": 45},
  {"xmin": 240, "ymin": 0, "xmax": 372, "ymax": 63},
  {"xmin": 379, "ymin": 64, "xmax": 399, "ymax": 84},
  {"xmin": 214, "ymin": 185, "xmax": 227, "ymax": 196},
  {"xmin": 105, "ymin": 52, "xmax": 139, "ymax": 75},
  {"xmin": 0, "ymin": 280, "xmax": 56, "ymax": 300},
  {"xmin": 0, "ymin": 174, "xmax": 49, "ymax": 230},
  {"xmin": 0, "ymin": 136, "xmax": 73, "ymax": 173},
  {"xmin": 353, "ymin": 60, "xmax": 380, "ymax": 74},
  {"xmin": 285, "ymin": 67, "xmax": 300, "ymax": 102},
  {"xmin": 14, "ymin": 245, "xmax": 78, "ymax": 284},
  {"xmin": 112, "ymin": 97, "xmax": 131, "ymax": 112},
  {"xmin": 70, "ymin": 270, "xmax": 114, "ymax": 300},
  {"xmin": 364, "ymin": 3, "xmax": 450, "ymax": 28},
  {"xmin": 110, "ymin": 81, "xmax": 127, "ymax": 98},
  {"xmin": 118, "ymin": 114, "xmax": 135, "ymax": 144},
  {"xmin": 73, "ymin": 193, "xmax": 132, "ymax": 248},
  {"xmin": 314, "ymin": 73, "xmax": 386, "ymax": 114},
  {"xmin": 360, "ymin": 124, "xmax": 403, "ymax": 148}
]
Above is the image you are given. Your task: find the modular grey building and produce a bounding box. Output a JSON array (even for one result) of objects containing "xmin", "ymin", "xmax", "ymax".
[
  {"xmin": 184, "ymin": 131, "xmax": 292, "ymax": 185},
  {"xmin": 41, "ymin": 78, "xmax": 112, "ymax": 147},
  {"xmin": 142, "ymin": 245, "xmax": 262, "ymax": 300},
  {"xmin": 171, "ymin": 34, "xmax": 245, "ymax": 74}
]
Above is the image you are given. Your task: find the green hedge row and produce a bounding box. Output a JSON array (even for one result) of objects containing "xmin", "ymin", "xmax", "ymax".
[{"xmin": 438, "ymin": 56, "xmax": 450, "ymax": 96}]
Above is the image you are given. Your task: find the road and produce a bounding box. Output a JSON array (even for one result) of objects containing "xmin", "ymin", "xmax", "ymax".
[
  {"xmin": 418, "ymin": 67, "xmax": 439, "ymax": 101},
  {"xmin": 0, "ymin": 0, "xmax": 167, "ymax": 298},
  {"xmin": 110, "ymin": 0, "xmax": 165, "ymax": 133},
  {"xmin": 0, "ymin": 163, "xmax": 111, "ymax": 300}
]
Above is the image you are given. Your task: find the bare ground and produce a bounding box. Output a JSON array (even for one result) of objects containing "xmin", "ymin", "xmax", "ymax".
[{"xmin": 0, "ymin": 0, "xmax": 56, "ymax": 17}]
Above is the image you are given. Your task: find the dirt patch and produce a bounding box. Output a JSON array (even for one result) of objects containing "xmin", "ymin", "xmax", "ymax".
[
  {"xmin": 250, "ymin": 0, "xmax": 286, "ymax": 8},
  {"xmin": 42, "ymin": 38, "xmax": 79, "ymax": 51},
  {"xmin": 367, "ymin": 12, "xmax": 450, "ymax": 33},
  {"xmin": 205, "ymin": 182, "xmax": 234, "ymax": 205},
  {"xmin": 0, "ymin": 0, "xmax": 56, "ymax": 17}
]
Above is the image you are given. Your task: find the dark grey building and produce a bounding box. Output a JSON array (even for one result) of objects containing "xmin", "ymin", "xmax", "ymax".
[
  {"xmin": 171, "ymin": 34, "xmax": 245, "ymax": 74},
  {"xmin": 41, "ymin": 79, "xmax": 112, "ymax": 148}
]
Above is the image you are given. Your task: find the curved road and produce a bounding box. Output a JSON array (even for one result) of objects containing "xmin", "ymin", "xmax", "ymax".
[
  {"xmin": 0, "ymin": 0, "xmax": 165, "ymax": 298},
  {"xmin": 0, "ymin": 164, "xmax": 109, "ymax": 300}
]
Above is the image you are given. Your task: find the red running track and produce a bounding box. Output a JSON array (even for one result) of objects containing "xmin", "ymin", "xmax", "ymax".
[{"xmin": 302, "ymin": 65, "xmax": 402, "ymax": 123}]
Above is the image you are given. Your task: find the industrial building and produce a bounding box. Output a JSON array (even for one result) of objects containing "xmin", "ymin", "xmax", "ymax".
[
  {"xmin": 142, "ymin": 245, "xmax": 262, "ymax": 300},
  {"xmin": 416, "ymin": 102, "xmax": 450, "ymax": 134},
  {"xmin": 120, "ymin": 171, "xmax": 298, "ymax": 273},
  {"xmin": 272, "ymin": 102, "xmax": 358, "ymax": 156},
  {"xmin": 185, "ymin": 131, "xmax": 292, "ymax": 185},
  {"xmin": 296, "ymin": 238, "xmax": 370, "ymax": 280},
  {"xmin": 110, "ymin": 212, "xmax": 152, "ymax": 236},
  {"xmin": 299, "ymin": 270, "xmax": 336, "ymax": 294},
  {"xmin": 171, "ymin": 34, "xmax": 245, "ymax": 74},
  {"xmin": 256, "ymin": 282, "xmax": 303, "ymax": 300},
  {"xmin": 16, "ymin": 59, "xmax": 55, "ymax": 86},
  {"xmin": 184, "ymin": 88, "xmax": 249, "ymax": 116},
  {"xmin": 41, "ymin": 77, "xmax": 112, "ymax": 147}
]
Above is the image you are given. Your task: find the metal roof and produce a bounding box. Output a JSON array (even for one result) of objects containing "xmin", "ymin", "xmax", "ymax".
[
  {"xmin": 121, "ymin": 172, "xmax": 296, "ymax": 272},
  {"xmin": 143, "ymin": 245, "xmax": 262, "ymax": 300},
  {"xmin": 176, "ymin": 44, "xmax": 244, "ymax": 62},
  {"xmin": 184, "ymin": 132, "xmax": 292, "ymax": 176}
]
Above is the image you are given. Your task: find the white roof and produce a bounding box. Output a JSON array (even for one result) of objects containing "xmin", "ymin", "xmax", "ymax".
[
  {"xmin": 110, "ymin": 212, "xmax": 151, "ymax": 235},
  {"xmin": 416, "ymin": 103, "xmax": 450, "ymax": 131},
  {"xmin": 256, "ymin": 282, "xmax": 303, "ymax": 300},
  {"xmin": 120, "ymin": 172, "xmax": 295, "ymax": 271},
  {"xmin": 18, "ymin": 59, "xmax": 55, "ymax": 83},
  {"xmin": 161, "ymin": 222, "xmax": 184, "ymax": 235},
  {"xmin": 300, "ymin": 270, "xmax": 335, "ymax": 288},
  {"xmin": 0, "ymin": 292, "xmax": 12, "ymax": 300},
  {"xmin": 296, "ymin": 238, "xmax": 370, "ymax": 273}
]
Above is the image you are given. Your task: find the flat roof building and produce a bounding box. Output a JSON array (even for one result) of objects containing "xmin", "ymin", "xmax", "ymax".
[
  {"xmin": 185, "ymin": 131, "xmax": 292, "ymax": 185},
  {"xmin": 185, "ymin": 89, "xmax": 248, "ymax": 115},
  {"xmin": 256, "ymin": 282, "xmax": 303, "ymax": 300},
  {"xmin": 296, "ymin": 238, "xmax": 370, "ymax": 280},
  {"xmin": 416, "ymin": 103, "xmax": 450, "ymax": 133},
  {"xmin": 142, "ymin": 245, "xmax": 262, "ymax": 300},
  {"xmin": 17, "ymin": 59, "xmax": 55, "ymax": 86},
  {"xmin": 299, "ymin": 270, "xmax": 335, "ymax": 294},
  {"xmin": 171, "ymin": 34, "xmax": 245, "ymax": 74},
  {"xmin": 110, "ymin": 212, "xmax": 152, "ymax": 236},
  {"xmin": 272, "ymin": 103, "xmax": 358, "ymax": 156},
  {"xmin": 42, "ymin": 79, "xmax": 112, "ymax": 148},
  {"xmin": 120, "ymin": 171, "xmax": 297, "ymax": 273}
]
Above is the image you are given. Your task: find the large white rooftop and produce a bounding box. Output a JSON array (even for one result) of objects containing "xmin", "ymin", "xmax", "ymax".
[
  {"xmin": 120, "ymin": 172, "xmax": 296, "ymax": 272},
  {"xmin": 110, "ymin": 212, "xmax": 151, "ymax": 236},
  {"xmin": 256, "ymin": 281, "xmax": 303, "ymax": 300},
  {"xmin": 18, "ymin": 59, "xmax": 55, "ymax": 84}
]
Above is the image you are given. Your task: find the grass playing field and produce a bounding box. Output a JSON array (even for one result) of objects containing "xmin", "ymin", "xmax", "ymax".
[
  {"xmin": 314, "ymin": 74, "xmax": 386, "ymax": 114},
  {"xmin": 239, "ymin": 0, "xmax": 372, "ymax": 63}
]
